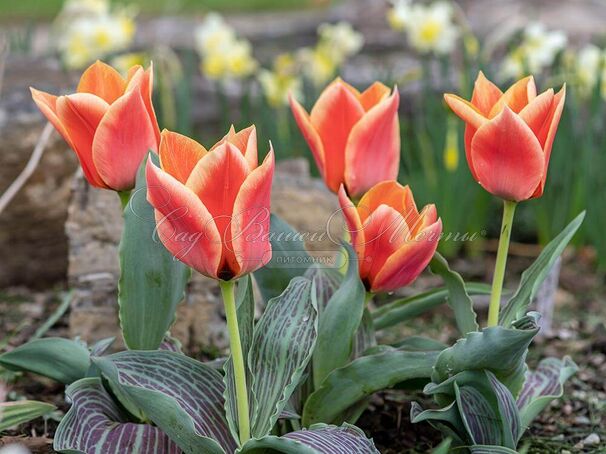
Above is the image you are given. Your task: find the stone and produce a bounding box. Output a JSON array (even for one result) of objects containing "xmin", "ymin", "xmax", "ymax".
[
  {"xmin": 582, "ymin": 433, "xmax": 600, "ymax": 447},
  {"xmin": 66, "ymin": 158, "xmax": 338, "ymax": 352}
]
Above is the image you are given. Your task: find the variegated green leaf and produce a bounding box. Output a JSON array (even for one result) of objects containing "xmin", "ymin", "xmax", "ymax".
[
  {"xmin": 94, "ymin": 350, "xmax": 235, "ymax": 454},
  {"xmin": 352, "ymin": 309, "xmax": 376, "ymax": 359},
  {"xmin": 53, "ymin": 378, "xmax": 180, "ymax": 454},
  {"xmin": 392, "ymin": 336, "xmax": 447, "ymax": 352},
  {"xmin": 249, "ymin": 277, "xmax": 318, "ymax": 438},
  {"xmin": 238, "ymin": 423, "xmax": 379, "ymax": 453},
  {"xmin": 486, "ymin": 371, "xmax": 520, "ymax": 446},
  {"xmin": 455, "ymin": 383, "xmax": 501, "ymax": 446},
  {"xmin": 0, "ymin": 400, "xmax": 55, "ymax": 432},
  {"xmin": 469, "ymin": 446, "xmax": 518, "ymax": 453},
  {"xmin": 304, "ymin": 265, "xmax": 342, "ymax": 317}
]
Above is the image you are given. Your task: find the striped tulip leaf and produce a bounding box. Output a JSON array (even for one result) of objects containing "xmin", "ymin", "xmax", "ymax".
[
  {"xmin": 517, "ymin": 356, "xmax": 578, "ymax": 430},
  {"xmin": 238, "ymin": 423, "xmax": 379, "ymax": 453},
  {"xmin": 94, "ymin": 350, "xmax": 236, "ymax": 454},
  {"xmin": 469, "ymin": 447, "xmax": 518, "ymax": 454},
  {"xmin": 0, "ymin": 400, "xmax": 55, "ymax": 432},
  {"xmin": 118, "ymin": 154, "xmax": 191, "ymax": 350},
  {"xmin": 304, "ymin": 265, "xmax": 342, "ymax": 316},
  {"xmin": 53, "ymin": 377, "xmax": 180, "ymax": 454},
  {"xmin": 486, "ymin": 371, "xmax": 520, "ymax": 446},
  {"xmin": 249, "ymin": 277, "xmax": 318, "ymax": 438},
  {"xmin": 455, "ymin": 383, "xmax": 501, "ymax": 446},
  {"xmin": 304, "ymin": 349, "xmax": 438, "ymax": 426}
]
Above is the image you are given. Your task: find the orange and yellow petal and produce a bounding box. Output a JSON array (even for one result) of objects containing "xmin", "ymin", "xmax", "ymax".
[
  {"xmin": 159, "ymin": 129, "xmax": 207, "ymax": 184},
  {"xmin": 77, "ymin": 60, "xmax": 127, "ymax": 105}
]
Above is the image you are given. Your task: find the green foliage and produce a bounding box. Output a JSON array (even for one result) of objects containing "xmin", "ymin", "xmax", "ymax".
[{"xmin": 0, "ymin": 400, "xmax": 55, "ymax": 432}]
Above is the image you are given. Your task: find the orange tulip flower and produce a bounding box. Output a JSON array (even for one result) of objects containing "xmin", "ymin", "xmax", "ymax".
[
  {"xmin": 31, "ymin": 60, "xmax": 160, "ymax": 191},
  {"xmin": 338, "ymin": 181, "xmax": 442, "ymax": 293},
  {"xmin": 146, "ymin": 126, "xmax": 274, "ymax": 281},
  {"xmin": 290, "ymin": 78, "xmax": 400, "ymax": 198},
  {"xmin": 444, "ymin": 72, "xmax": 566, "ymax": 202}
]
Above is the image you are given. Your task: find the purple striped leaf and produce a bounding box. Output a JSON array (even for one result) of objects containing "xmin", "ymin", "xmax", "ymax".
[
  {"xmin": 486, "ymin": 371, "xmax": 520, "ymax": 445},
  {"xmin": 304, "ymin": 265, "xmax": 341, "ymax": 316},
  {"xmin": 239, "ymin": 423, "xmax": 379, "ymax": 453},
  {"xmin": 94, "ymin": 350, "xmax": 236, "ymax": 454},
  {"xmin": 249, "ymin": 277, "xmax": 318, "ymax": 438},
  {"xmin": 469, "ymin": 446, "xmax": 518, "ymax": 453},
  {"xmin": 53, "ymin": 377, "xmax": 181, "ymax": 454},
  {"xmin": 455, "ymin": 383, "xmax": 501, "ymax": 446},
  {"xmin": 517, "ymin": 356, "xmax": 577, "ymax": 429}
]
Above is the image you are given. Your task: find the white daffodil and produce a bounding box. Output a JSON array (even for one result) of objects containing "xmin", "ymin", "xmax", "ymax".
[
  {"xmin": 387, "ymin": 0, "xmax": 412, "ymax": 32},
  {"xmin": 317, "ymin": 21, "xmax": 364, "ymax": 64},
  {"xmin": 297, "ymin": 46, "xmax": 337, "ymax": 87},
  {"xmin": 406, "ymin": 2, "xmax": 459, "ymax": 56}
]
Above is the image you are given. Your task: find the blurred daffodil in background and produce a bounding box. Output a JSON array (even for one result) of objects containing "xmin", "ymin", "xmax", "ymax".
[
  {"xmin": 195, "ymin": 13, "xmax": 257, "ymax": 81},
  {"xmin": 54, "ymin": 0, "xmax": 136, "ymax": 69},
  {"xmin": 500, "ymin": 22, "xmax": 567, "ymax": 80},
  {"xmin": 258, "ymin": 53, "xmax": 303, "ymax": 107},
  {"xmin": 567, "ymin": 44, "xmax": 606, "ymax": 99},
  {"xmin": 110, "ymin": 52, "xmax": 148, "ymax": 76}
]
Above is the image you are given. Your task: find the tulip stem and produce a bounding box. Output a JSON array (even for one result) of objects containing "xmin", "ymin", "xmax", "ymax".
[
  {"xmin": 118, "ymin": 191, "xmax": 131, "ymax": 210},
  {"xmin": 220, "ymin": 279, "xmax": 250, "ymax": 445},
  {"xmin": 487, "ymin": 200, "xmax": 517, "ymax": 327}
]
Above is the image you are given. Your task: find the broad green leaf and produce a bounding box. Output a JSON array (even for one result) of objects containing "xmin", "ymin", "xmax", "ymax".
[
  {"xmin": 312, "ymin": 244, "xmax": 365, "ymax": 388},
  {"xmin": 351, "ymin": 308, "xmax": 376, "ymax": 359},
  {"xmin": 392, "ymin": 336, "xmax": 447, "ymax": 352},
  {"xmin": 238, "ymin": 423, "xmax": 379, "ymax": 453},
  {"xmin": 118, "ymin": 154, "xmax": 190, "ymax": 350},
  {"xmin": 411, "ymin": 401, "xmax": 466, "ymax": 447},
  {"xmin": 372, "ymin": 283, "xmax": 491, "ymax": 330},
  {"xmin": 253, "ymin": 215, "xmax": 311, "ymax": 301},
  {"xmin": 304, "ymin": 265, "xmax": 342, "ymax": 316},
  {"xmin": 94, "ymin": 350, "xmax": 235, "ymax": 454},
  {"xmin": 303, "ymin": 349, "xmax": 438, "ymax": 426},
  {"xmin": 469, "ymin": 447, "xmax": 518, "ymax": 454},
  {"xmin": 517, "ymin": 356, "xmax": 578, "ymax": 430},
  {"xmin": 249, "ymin": 277, "xmax": 318, "ymax": 438},
  {"xmin": 431, "ymin": 438, "xmax": 452, "ymax": 454},
  {"xmin": 455, "ymin": 383, "xmax": 501, "ymax": 446},
  {"xmin": 224, "ymin": 275, "xmax": 256, "ymax": 441},
  {"xmin": 430, "ymin": 253, "xmax": 479, "ymax": 334},
  {"xmin": 53, "ymin": 378, "xmax": 180, "ymax": 454},
  {"xmin": 0, "ymin": 400, "xmax": 55, "ymax": 432},
  {"xmin": 0, "ymin": 338, "xmax": 90, "ymax": 384},
  {"xmin": 500, "ymin": 212, "xmax": 585, "ymax": 327}
]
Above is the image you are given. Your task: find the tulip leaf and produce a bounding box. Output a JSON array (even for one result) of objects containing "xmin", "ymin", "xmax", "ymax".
[
  {"xmin": 303, "ymin": 348, "xmax": 439, "ymax": 426},
  {"xmin": 429, "ymin": 253, "xmax": 479, "ymax": 334},
  {"xmin": 500, "ymin": 211, "xmax": 585, "ymax": 327},
  {"xmin": 516, "ymin": 356, "xmax": 578, "ymax": 430},
  {"xmin": 304, "ymin": 265, "xmax": 342, "ymax": 316},
  {"xmin": 0, "ymin": 400, "xmax": 55, "ymax": 432},
  {"xmin": 469, "ymin": 446, "xmax": 519, "ymax": 454},
  {"xmin": 253, "ymin": 215, "xmax": 312, "ymax": 301},
  {"xmin": 0, "ymin": 337, "xmax": 90, "ymax": 384},
  {"xmin": 53, "ymin": 377, "xmax": 180, "ymax": 454},
  {"xmin": 392, "ymin": 336, "xmax": 447, "ymax": 352},
  {"xmin": 224, "ymin": 275, "xmax": 256, "ymax": 441},
  {"xmin": 312, "ymin": 243, "xmax": 366, "ymax": 388},
  {"xmin": 94, "ymin": 350, "xmax": 236, "ymax": 454},
  {"xmin": 372, "ymin": 283, "xmax": 491, "ymax": 331},
  {"xmin": 249, "ymin": 277, "xmax": 318, "ymax": 438},
  {"xmin": 119, "ymin": 154, "xmax": 191, "ymax": 350},
  {"xmin": 238, "ymin": 423, "xmax": 379, "ymax": 453},
  {"xmin": 455, "ymin": 382, "xmax": 501, "ymax": 446},
  {"xmin": 352, "ymin": 308, "xmax": 376, "ymax": 359}
]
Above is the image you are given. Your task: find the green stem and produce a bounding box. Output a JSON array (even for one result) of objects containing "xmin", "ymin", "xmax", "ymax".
[
  {"xmin": 487, "ymin": 200, "xmax": 517, "ymax": 327},
  {"xmin": 364, "ymin": 292, "xmax": 373, "ymax": 306},
  {"xmin": 118, "ymin": 191, "xmax": 131, "ymax": 210},
  {"xmin": 219, "ymin": 280, "xmax": 250, "ymax": 445}
]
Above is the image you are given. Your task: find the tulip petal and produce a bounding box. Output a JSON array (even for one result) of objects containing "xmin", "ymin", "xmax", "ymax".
[
  {"xmin": 92, "ymin": 88, "xmax": 158, "ymax": 191},
  {"xmin": 289, "ymin": 94, "xmax": 327, "ymax": 181},
  {"xmin": 470, "ymin": 71, "xmax": 503, "ymax": 116},
  {"xmin": 186, "ymin": 142, "xmax": 250, "ymax": 278},
  {"xmin": 356, "ymin": 181, "xmax": 419, "ymax": 226},
  {"xmin": 146, "ymin": 160, "xmax": 221, "ymax": 278},
  {"xmin": 532, "ymin": 85, "xmax": 566, "ymax": 198},
  {"xmin": 159, "ymin": 129, "xmax": 208, "ymax": 184},
  {"xmin": 488, "ymin": 76, "xmax": 536, "ymax": 117},
  {"xmin": 359, "ymin": 205, "xmax": 409, "ymax": 284},
  {"xmin": 463, "ymin": 125, "xmax": 479, "ymax": 181},
  {"xmin": 344, "ymin": 90, "xmax": 400, "ymax": 198},
  {"xmin": 372, "ymin": 219, "xmax": 442, "ymax": 293},
  {"xmin": 231, "ymin": 148, "xmax": 275, "ymax": 277},
  {"xmin": 411, "ymin": 204, "xmax": 438, "ymax": 237},
  {"xmin": 444, "ymin": 94, "xmax": 488, "ymax": 129},
  {"xmin": 519, "ymin": 89, "xmax": 554, "ymax": 137},
  {"xmin": 338, "ymin": 185, "xmax": 365, "ymax": 261},
  {"xmin": 212, "ymin": 125, "xmax": 258, "ymax": 169},
  {"xmin": 358, "ymin": 82, "xmax": 391, "ymax": 111},
  {"xmin": 55, "ymin": 93, "xmax": 110, "ymax": 189},
  {"xmin": 126, "ymin": 65, "xmax": 161, "ymax": 145},
  {"xmin": 310, "ymin": 82, "xmax": 365, "ymax": 192},
  {"xmin": 77, "ymin": 60, "xmax": 127, "ymax": 104},
  {"xmin": 471, "ymin": 107, "xmax": 545, "ymax": 201},
  {"xmin": 30, "ymin": 88, "xmax": 73, "ymax": 148}
]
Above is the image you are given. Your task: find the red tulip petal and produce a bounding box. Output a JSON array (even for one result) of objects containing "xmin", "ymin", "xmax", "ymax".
[
  {"xmin": 444, "ymin": 94, "xmax": 488, "ymax": 129},
  {"xmin": 186, "ymin": 142, "xmax": 250, "ymax": 278},
  {"xmin": 159, "ymin": 129, "xmax": 208, "ymax": 184},
  {"xmin": 471, "ymin": 107, "xmax": 545, "ymax": 201},
  {"xmin": 356, "ymin": 181, "xmax": 418, "ymax": 226},
  {"xmin": 470, "ymin": 71, "xmax": 503, "ymax": 116},
  {"xmin": 338, "ymin": 185, "xmax": 366, "ymax": 261},
  {"xmin": 463, "ymin": 125, "xmax": 479, "ymax": 181},
  {"xmin": 344, "ymin": 90, "xmax": 400, "ymax": 198},
  {"xmin": 360, "ymin": 205, "xmax": 409, "ymax": 284},
  {"xmin": 358, "ymin": 82, "xmax": 391, "ymax": 111},
  {"xmin": 489, "ymin": 76, "xmax": 536, "ymax": 117},
  {"xmin": 289, "ymin": 94, "xmax": 327, "ymax": 181},
  {"xmin": 231, "ymin": 148, "xmax": 275, "ymax": 277},
  {"xmin": 92, "ymin": 88, "xmax": 158, "ymax": 191},
  {"xmin": 77, "ymin": 60, "xmax": 127, "ymax": 104},
  {"xmin": 31, "ymin": 88, "xmax": 73, "ymax": 148},
  {"xmin": 126, "ymin": 65, "xmax": 161, "ymax": 145},
  {"xmin": 411, "ymin": 204, "xmax": 438, "ymax": 237},
  {"xmin": 212, "ymin": 125, "xmax": 258, "ymax": 169},
  {"xmin": 519, "ymin": 89, "xmax": 554, "ymax": 137},
  {"xmin": 310, "ymin": 82, "xmax": 365, "ymax": 192},
  {"xmin": 146, "ymin": 159, "xmax": 222, "ymax": 278},
  {"xmin": 372, "ymin": 219, "xmax": 442, "ymax": 293},
  {"xmin": 55, "ymin": 93, "xmax": 110, "ymax": 189},
  {"xmin": 532, "ymin": 85, "xmax": 566, "ymax": 198}
]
